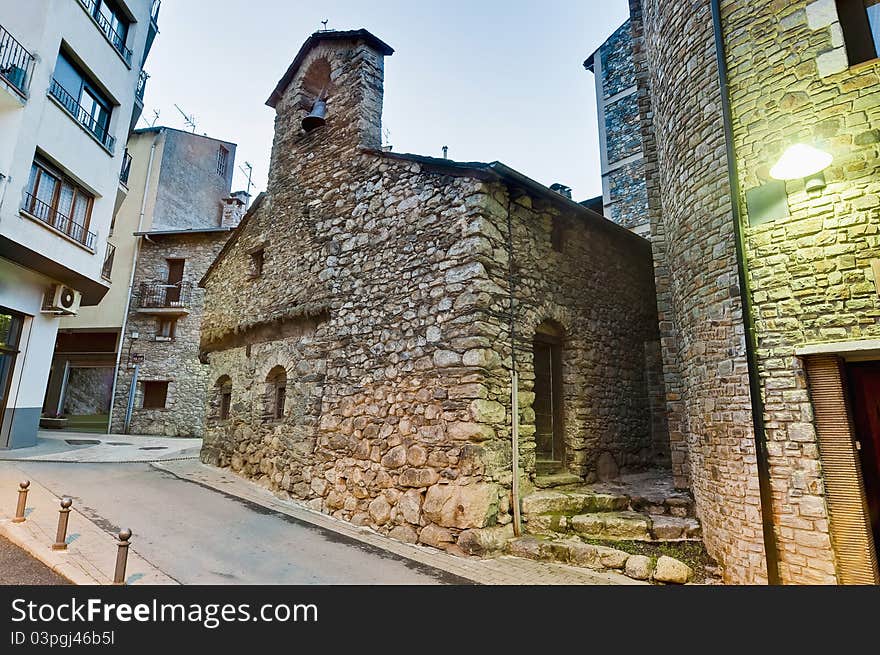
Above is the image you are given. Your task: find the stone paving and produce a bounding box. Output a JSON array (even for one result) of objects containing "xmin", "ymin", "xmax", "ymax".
[{"xmin": 0, "ymin": 430, "xmax": 201, "ymax": 463}]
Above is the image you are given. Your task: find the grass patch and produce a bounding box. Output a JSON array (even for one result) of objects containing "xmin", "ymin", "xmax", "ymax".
[{"xmin": 580, "ymin": 538, "xmax": 719, "ymax": 583}]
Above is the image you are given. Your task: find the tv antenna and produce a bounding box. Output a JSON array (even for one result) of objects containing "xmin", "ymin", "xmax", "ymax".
[
  {"xmin": 239, "ymin": 161, "xmax": 254, "ymax": 206},
  {"xmin": 139, "ymin": 109, "xmax": 160, "ymax": 128},
  {"xmin": 320, "ymin": 19, "xmax": 330, "ymax": 31},
  {"xmin": 174, "ymin": 104, "xmax": 197, "ymax": 132}
]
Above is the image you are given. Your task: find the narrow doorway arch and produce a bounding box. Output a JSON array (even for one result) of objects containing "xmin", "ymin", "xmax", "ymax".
[{"xmin": 533, "ymin": 320, "xmax": 565, "ymax": 473}]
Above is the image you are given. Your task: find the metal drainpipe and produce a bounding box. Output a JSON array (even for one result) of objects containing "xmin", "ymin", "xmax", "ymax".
[
  {"xmin": 106, "ymin": 132, "xmax": 160, "ymax": 432},
  {"xmin": 504, "ymin": 188, "xmax": 522, "ymax": 536},
  {"xmin": 710, "ymin": 0, "xmax": 780, "ymax": 584}
]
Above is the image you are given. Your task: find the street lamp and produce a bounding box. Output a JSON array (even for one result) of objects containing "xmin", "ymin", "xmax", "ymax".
[{"xmin": 769, "ymin": 143, "xmax": 833, "ymax": 193}]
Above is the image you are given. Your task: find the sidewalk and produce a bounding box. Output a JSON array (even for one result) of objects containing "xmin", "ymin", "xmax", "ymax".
[
  {"xmin": 0, "ymin": 430, "xmax": 201, "ymax": 464},
  {"xmin": 155, "ymin": 460, "xmax": 641, "ymax": 586},
  {"xmin": 0, "ymin": 463, "xmax": 177, "ymax": 585}
]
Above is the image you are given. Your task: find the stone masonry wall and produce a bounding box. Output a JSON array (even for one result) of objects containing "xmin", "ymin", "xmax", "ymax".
[
  {"xmin": 594, "ymin": 19, "xmax": 650, "ymax": 233},
  {"xmin": 111, "ymin": 233, "xmax": 228, "ymax": 437},
  {"xmin": 637, "ymin": 0, "xmax": 768, "ymax": 584},
  {"xmin": 722, "ymin": 0, "xmax": 880, "ymax": 584},
  {"xmin": 200, "ymin": 32, "xmax": 664, "ymax": 551}
]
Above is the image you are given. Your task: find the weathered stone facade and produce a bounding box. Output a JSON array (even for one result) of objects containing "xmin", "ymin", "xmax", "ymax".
[
  {"xmin": 621, "ymin": 0, "xmax": 880, "ymax": 583},
  {"xmin": 110, "ymin": 232, "xmax": 232, "ymax": 437},
  {"xmin": 200, "ymin": 30, "xmax": 665, "ymax": 550},
  {"xmin": 586, "ymin": 20, "xmax": 650, "ymax": 233}
]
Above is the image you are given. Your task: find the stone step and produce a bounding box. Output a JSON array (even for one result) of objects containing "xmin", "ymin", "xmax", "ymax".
[
  {"xmin": 521, "ymin": 489, "xmax": 629, "ymax": 515},
  {"xmin": 630, "ymin": 492, "xmax": 696, "ymax": 518},
  {"xmin": 532, "ymin": 473, "xmax": 585, "ymax": 489},
  {"xmin": 507, "ymin": 536, "xmax": 696, "ymax": 584},
  {"xmin": 524, "ymin": 510, "xmax": 702, "ymax": 542}
]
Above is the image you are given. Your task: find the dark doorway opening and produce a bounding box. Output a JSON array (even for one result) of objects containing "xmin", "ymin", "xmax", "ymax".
[
  {"xmin": 846, "ymin": 360, "xmax": 880, "ymax": 563},
  {"xmin": 533, "ymin": 322, "xmax": 564, "ymax": 474},
  {"xmin": 165, "ymin": 258, "xmax": 185, "ymax": 305}
]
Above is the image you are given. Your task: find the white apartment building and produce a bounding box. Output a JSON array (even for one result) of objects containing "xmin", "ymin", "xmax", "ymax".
[{"xmin": 0, "ymin": 0, "xmax": 159, "ymax": 448}]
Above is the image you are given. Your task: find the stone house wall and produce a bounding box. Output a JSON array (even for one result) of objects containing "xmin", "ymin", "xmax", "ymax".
[
  {"xmin": 200, "ymin": 31, "xmax": 664, "ymax": 550},
  {"xmin": 725, "ymin": 0, "xmax": 880, "ymax": 584},
  {"xmin": 110, "ymin": 233, "xmax": 228, "ymax": 437},
  {"xmin": 590, "ymin": 19, "xmax": 650, "ymax": 232},
  {"xmin": 635, "ymin": 0, "xmax": 769, "ymax": 584},
  {"xmin": 633, "ymin": 0, "xmax": 879, "ymax": 583}
]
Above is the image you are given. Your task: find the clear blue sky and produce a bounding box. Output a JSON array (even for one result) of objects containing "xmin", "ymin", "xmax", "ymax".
[{"xmin": 142, "ymin": 1, "xmax": 629, "ymax": 200}]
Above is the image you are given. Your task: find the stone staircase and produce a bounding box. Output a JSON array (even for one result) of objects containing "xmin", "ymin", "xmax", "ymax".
[
  {"xmin": 522, "ymin": 470, "xmax": 701, "ymax": 542},
  {"xmin": 505, "ymin": 472, "xmax": 711, "ymax": 583}
]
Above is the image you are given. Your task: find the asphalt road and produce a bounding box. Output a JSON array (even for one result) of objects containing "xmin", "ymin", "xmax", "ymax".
[
  {"xmin": 10, "ymin": 462, "xmax": 465, "ymax": 585},
  {"xmin": 0, "ymin": 534, "xmax": 70, "ymax": 585}
]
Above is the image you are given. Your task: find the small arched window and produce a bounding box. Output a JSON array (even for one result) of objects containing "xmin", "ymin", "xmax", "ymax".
[
  {"xmin": 215, "ymin": 375, "xmax": 232, "ymax": 420},
  {"xmin": 264, "ymin": 366, "xmax": 287, "ymax": 421}
]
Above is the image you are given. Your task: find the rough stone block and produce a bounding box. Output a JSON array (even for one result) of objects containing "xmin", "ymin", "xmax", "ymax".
[
  {"xmin": 423, "ymin": 482, "xmax": 499, "ymax": 529},
  {"xmin": 653, "ymin": 556, "xmax": 693, "ymax": 584},
  {"xmin": 625, "ymin": 554, "xmax": 653, "ymax": 580},
  {"xmin": 571, "ymin": 512, "xmax": 651, "ymax": 540}
]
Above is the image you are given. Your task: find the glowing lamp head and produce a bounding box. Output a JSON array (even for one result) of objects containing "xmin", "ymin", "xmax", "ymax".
[{"xmin": 769, "ymin": 144, "xmax": 833, "ymax": 181}]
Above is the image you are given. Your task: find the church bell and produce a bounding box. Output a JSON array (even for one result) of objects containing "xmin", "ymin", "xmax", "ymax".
[{"xmin": 301, "ymin": 97, "xmax": 327, "ymax": 132}]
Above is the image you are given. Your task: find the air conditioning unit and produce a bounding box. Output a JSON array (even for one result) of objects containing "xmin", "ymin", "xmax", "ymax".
[{"xmin": 42, "ymin": 285, "xmax": 82, "ymax": 315}]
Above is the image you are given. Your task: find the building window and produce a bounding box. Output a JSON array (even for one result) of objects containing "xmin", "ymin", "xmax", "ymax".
[
  {"xmin": 217, "ymin": 146, "xmax": 229, "ymax": 177},
  {"xmin": 264, "ymin": 366, "xmax": 287, "ymax": 421},
  {"xmin": 837, "ymin": 0, "xmax": 880, "ymax": 66},
  {"xmin": 142, "ymin": 380, "xmax": 169, "ymax": 409},
  {"xmin": 215, "ymin": 375, "xmax": 232, "ymax": 420},
  {"xmin": 102, "ymin": 243, "xmax": 115, "ymax": 280},
  {"xmin": 23, "ymin": 158, "xmax": 96, "ymax": 248},
  {"xmin": 249, "ymin": 248, "xmax": 264, "ymax": 278},
  {"xmin": 51, "ymin": 50, "xmax": 115, "ymax": 151},
  {"xmin": 156, "ymin": 318, "xmax": 176, "ymax": 340},
  {"xmin": 80, "ymin": 0, "xmax": 131, "ymax": 61}
]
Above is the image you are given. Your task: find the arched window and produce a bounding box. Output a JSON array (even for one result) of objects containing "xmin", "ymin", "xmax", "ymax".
[
  {"xmin": 215, "ymin": 375, "xmax": 232, "ymax": 420},
  {"xmin": 264, "ymin": 366, "xmax": 287, "ymax": 421}
]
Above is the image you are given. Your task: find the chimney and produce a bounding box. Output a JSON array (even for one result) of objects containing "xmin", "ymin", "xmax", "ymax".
[
  {"xmin": 221, "ymin": 194, "xmax": 248, "ymax": 228},
  {"xmin": 550, "ymin": 183, "xmax": 572, "ymax": 199}
]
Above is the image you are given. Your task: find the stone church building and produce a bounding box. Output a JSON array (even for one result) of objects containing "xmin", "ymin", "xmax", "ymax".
[{"xmin": 199, "ymin": 30, "xmax": 666, "ymax": 549}]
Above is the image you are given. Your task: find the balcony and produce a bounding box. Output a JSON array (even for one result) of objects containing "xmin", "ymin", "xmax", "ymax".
[
  {"xmin": 0, "ymin": 23, "xmax": 36, "ymax": 99},
  {"xmin": 21, "ymin": 191, "xmax": 97, "ymax": 251},
  {"xmin": 136, "ymin": 70, "xmax": 148, "ymax": 103},
  {"xmin": 49, "ymin": 79, "xmax": 116, "ymax": 153},
  {"xmin": 101, "ymin": 242, "xmax": 115, "ymax": 280},
  {"xmin": 78, "ymin": 0, "xmax": 132, "ymax": 65},
  {"xmin": 120, "ymin": 149, "xmax": 132, "ymax": 185},
  {"xmin": 136, "ymin": 281, "xmax": 192, "ymax": 315}
]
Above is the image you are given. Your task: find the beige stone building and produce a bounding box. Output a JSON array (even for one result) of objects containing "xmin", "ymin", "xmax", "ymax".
[
  {"xmin": 596, "ymin": 0, "xmax": 880, "ymax": 584},
  {"xmin": 199, "ymin": 30, "xmax": 668, "ymax": 553}
]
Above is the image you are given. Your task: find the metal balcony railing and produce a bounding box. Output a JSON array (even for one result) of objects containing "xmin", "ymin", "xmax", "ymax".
[
  {"xmin": 78, "ymin": 0, "xmax": 132, "ymax": 64},
  {"xmin": 49, "ymin": 79, "xmax": 116, "ymax": 152},
  {"xmin": 102, "ymin": 243, "xmax": 116, "ymax": 280},
  {"xmin": 120, "ymin": 149, "xmax": 132, "ymax": 185},
  {"xmin": 0, "ymin": 23, "xmax": 35, "ymax": 97},
  {"xmin": 22, "ymin": 191, "xmax": 97, "ymax": 250},
  {"xmin": 138, "ymin": 281, "xmax": 192, "ymax": 309},
  {"xmin": 136, "ymin": 70, "xmax": 148, "ymax": 103},
  {"xmin": 151, "ymin": 0, "xmax": 161, "ymax": 24}
]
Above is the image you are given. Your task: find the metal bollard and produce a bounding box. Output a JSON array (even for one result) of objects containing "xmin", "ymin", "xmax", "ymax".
[
  {"xmin": 113, "ymin": 528, "xmax": 132, "ymax": 585},
  {"xmin": 12, "ymin": 481, "xmax": 30, "ymax": 523},
  {"xmin": 52, "ymin": 498, "xmax": 73, "ymax": 551}
]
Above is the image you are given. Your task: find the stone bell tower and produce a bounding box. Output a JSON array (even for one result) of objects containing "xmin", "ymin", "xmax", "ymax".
[{"xmin": 264, "ymin": 29, "xmax": 395, "ymax": 192}]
